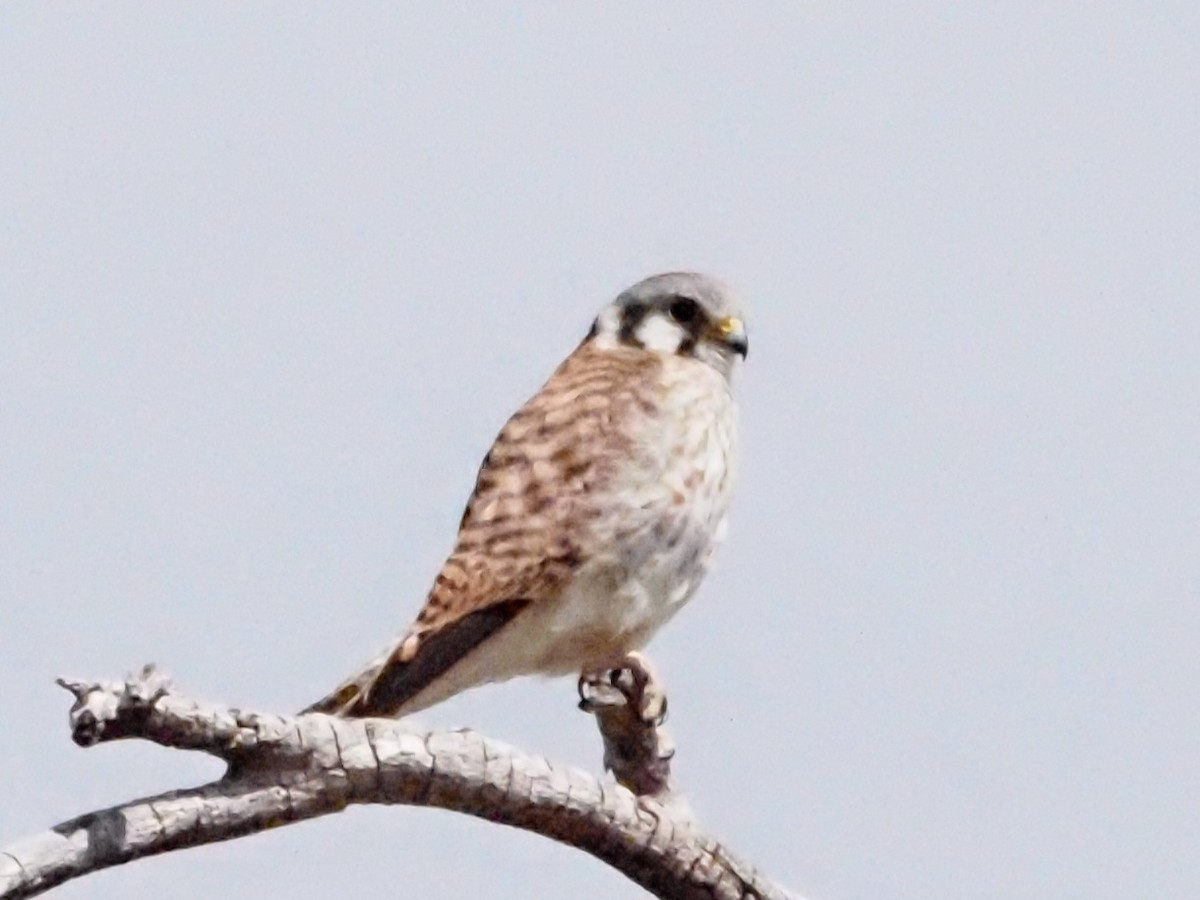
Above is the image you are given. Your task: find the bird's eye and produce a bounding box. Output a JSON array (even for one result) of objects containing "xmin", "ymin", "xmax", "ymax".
[{"xmin": 668, "ymin": 297, "xmax": 699, "ymax": 324}]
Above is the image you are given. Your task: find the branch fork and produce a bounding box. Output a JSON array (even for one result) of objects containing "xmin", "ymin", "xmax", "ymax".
[{"xmin": 1, "ymin": 663, "xmax": 797, "ymax": 900}]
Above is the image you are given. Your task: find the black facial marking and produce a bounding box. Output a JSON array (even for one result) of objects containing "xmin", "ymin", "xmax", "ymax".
[
  {"xmin": 584, "ymin": 318, "xmax": 599, "ymax": 341},
  {"xmin": 617, "ymin": 302, "xmax": 649, "ymax": 348},
  {"xmin": 661, "ymin": 294, "xmax": 708, "ymax": 357},
  {"xmin": 668, "ymin": 296, "xmax": 700, "ymax": 324}
]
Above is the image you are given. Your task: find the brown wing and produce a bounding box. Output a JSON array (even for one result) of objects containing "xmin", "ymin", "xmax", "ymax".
[{"xmin": 302, "ymin": 343, "xmax": 662, "ymax": 718}]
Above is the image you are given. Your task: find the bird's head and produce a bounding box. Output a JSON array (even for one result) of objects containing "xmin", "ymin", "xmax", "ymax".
[{"xmin": 587, "ymin": 272, "xmax": 748, "ymax": 378}]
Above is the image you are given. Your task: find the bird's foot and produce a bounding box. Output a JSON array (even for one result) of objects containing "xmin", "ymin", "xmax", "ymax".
[
  {"xmin": 577, "ymin": 651, "xmax": 668, "ymax": 727},
  {"xmin": 577, "ymin": 652, "xmax": 681, "ymax": 801}
]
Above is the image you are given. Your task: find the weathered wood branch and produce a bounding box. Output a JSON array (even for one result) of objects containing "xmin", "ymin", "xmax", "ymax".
[{"xmin": 0, "ymin": 665, "xmax": 798, "ymax": 900}]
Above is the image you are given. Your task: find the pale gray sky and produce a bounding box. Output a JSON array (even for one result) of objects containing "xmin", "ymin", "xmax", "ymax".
[{"xmin": 2, "ymin": 4, "xmax": 1197, "ymax": 899}]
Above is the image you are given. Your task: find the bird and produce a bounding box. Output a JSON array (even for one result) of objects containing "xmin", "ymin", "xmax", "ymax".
[{"xmin": 304, "ymin": 272, "xmax": 748, "ymax": 721}]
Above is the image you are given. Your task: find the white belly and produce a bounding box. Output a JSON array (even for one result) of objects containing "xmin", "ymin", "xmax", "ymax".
[{"xmin": 527, "ymin": 509, "xmax": 730, "ymax": 674}]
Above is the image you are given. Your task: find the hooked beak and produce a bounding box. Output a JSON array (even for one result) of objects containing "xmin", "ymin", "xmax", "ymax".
[{"xmin": 713, "ymin": 316, "xmax": 749, "ymax": 359}]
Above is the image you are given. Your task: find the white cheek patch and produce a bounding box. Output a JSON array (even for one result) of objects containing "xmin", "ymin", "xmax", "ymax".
[{"xmin": 636, "ymin": 313, "xmax": 686, "ymax": 353}]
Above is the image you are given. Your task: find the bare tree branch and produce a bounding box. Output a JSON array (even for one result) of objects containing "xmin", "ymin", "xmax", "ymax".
[{"xmin": 0, "ymin": 665, "xmax": 798, "ymax": 900}]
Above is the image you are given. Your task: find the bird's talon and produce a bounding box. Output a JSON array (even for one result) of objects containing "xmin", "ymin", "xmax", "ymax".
[
  {"xmin": 577, "ymin": 671, "xmax": 628, "ymax": 711},
  {"xmin": 638, "ymin": 684, "xmax": 668, "ymax": 727}
]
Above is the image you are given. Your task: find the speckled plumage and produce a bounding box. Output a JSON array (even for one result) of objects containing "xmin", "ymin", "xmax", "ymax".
[{"xmin": 305, "ymin": 272, "xmax": 747, "ymax": 718}]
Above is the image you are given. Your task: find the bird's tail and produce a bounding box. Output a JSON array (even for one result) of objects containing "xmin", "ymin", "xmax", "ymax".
[
  {"xmin": 300, "ymin": 639, "xmax": 401, "ymax": 717},
  {"xmin": 300, "ymin": 598, "xmax": 530, "ymax": 718}
]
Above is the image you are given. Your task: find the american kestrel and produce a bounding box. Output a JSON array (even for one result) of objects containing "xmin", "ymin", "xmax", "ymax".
[{"xmin": 305, "ymin": 272, "xmax": 748, "ymax": 719}]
